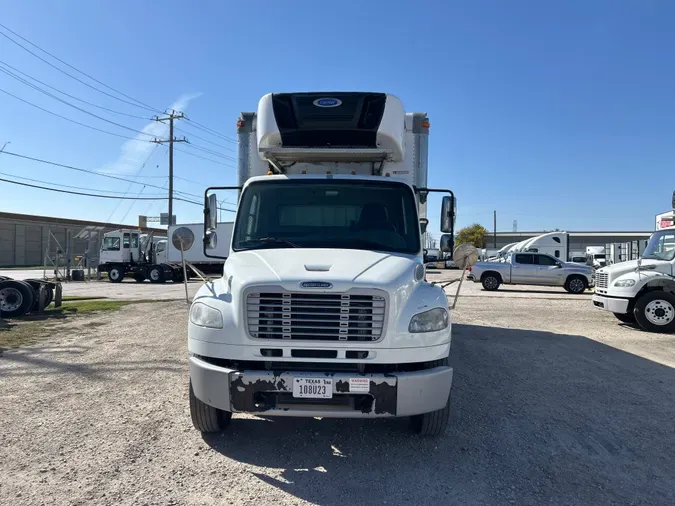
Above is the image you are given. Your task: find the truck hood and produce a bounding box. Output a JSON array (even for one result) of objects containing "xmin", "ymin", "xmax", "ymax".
[
  {"xmin": 598, "ymin": 259, "xmax": 672, "ymax": 280},
  {"xmin": 224, "ymin": 248, "xmax": 418, "ymax": 291}
]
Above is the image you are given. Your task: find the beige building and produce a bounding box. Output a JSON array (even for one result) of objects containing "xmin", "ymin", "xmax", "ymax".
[{"xmin": 0, "ymin": 212, "xmax": 164, "ymax": 267}]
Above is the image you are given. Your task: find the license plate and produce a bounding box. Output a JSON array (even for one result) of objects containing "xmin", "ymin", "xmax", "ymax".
[{"xmin": 292, "ymin": 377, "xmax": 333, "ymax": 398}]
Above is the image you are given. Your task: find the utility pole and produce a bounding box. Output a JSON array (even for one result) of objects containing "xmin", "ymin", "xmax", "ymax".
[
  {"xmin": 153, "ymin": 111, "xmax": 186, "ymax": 226},
  {"xmin": 493, "ymin": 210, "xmax": 497, "ymax": 248}
]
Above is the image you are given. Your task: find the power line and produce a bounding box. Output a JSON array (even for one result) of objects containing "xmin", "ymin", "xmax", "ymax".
[
  {"xmin": 184, "ymin": 117, "xmax": 237, "ymax": 143},
  {"xmin": 103, "ymin": 144, "xmax": 161, "ymax": 224},
  {"xmin": 175, "ymin": 196, "xmax": 236, "ymax": 213},
  {"xmin": 183, "ymin": 142, "xmax": 237, "ymax": 162},
  {"xmin": 0, "ymin": 176, "xmax": 167, "ymax": 200},
  {"xmin": 0, "ymin": 25, "xmax": 160, "ymax": 114},
  {"xmin": 174, "ymin": 146, "xmax": 236, "ymax": 167},
  {"xmin": 0, "ymin": 59, "xmax": 152, "ymax": 120},
  {"xmin": 0, "ymin": 66, "xmax": 158, "ymax": 138},
  {"xmin": 0, "ymin": 23, "xmax": 238, "ymax": 140},
  {"xmin": 0, "ymin": 170, "xmax": 165, "ymax": 196},
  {"xmin": 0, "ymin": 150, "xmax": 203, "ymax": 200},
  {"xmin": 174, "ymin": 126, "xmax": 236, "ymax": 152},
  {"xmin": 0, "ymin": 86, "xmax": 152, "ymax": 142}
]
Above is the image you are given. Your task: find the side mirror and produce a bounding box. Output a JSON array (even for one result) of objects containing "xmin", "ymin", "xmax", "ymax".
[
  {"xmin": 205, "ymin": 193, "xmax": 218, "ymax": 231},
  {"xmin": 419, "ymin": 218, "xmax": 428, "ymax": 234},
  {"xmin": 204, "ymin": 229, "xmax": 218, "ymax": 251},
  {"xmin": 440, "ymin": 196, "xmax": 456, "ymax": 234},
  {"xmin": 440, "ymin": 234, "xmax": 454, "ymax": 254}
]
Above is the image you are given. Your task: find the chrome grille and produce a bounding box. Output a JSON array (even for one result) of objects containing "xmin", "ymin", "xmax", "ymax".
[
  {"xmin": 596, "ymin": 272, "xmax": 608, "ymax": 289},
  {"xmin": 246, "ymin": 292, "xmax": 386, "ymax": 341}
]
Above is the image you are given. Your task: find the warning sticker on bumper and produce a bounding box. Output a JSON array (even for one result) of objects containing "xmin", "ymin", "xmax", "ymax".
[{"xmin": 349, "ymin": 378, "xmax": 370, "ymax": 393}]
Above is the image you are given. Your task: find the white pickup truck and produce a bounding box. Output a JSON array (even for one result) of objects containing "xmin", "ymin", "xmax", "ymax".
[{"xmin": 467, "ymin": 252, "xmax": 595, "ymax": 293}]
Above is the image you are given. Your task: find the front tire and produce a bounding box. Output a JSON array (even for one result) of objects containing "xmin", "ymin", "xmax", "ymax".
[
  {"xmin": 409, "ymin": 358, "xmax": 451, "ymax": 437},
  {"xmin": 189, "ymin": 380, "xmax": 231, "ymax": 433},
  {"xmin": 481, "ymin": 274, "xmax": 501, "ymax": 291},
  {"xmin": 108, "ymin": 267, "xmax": 124, "ymax": 283},
  {"xmin": 565, "ymin": 276, "xmax": 587, "ymax": 294},
  {"xmin": 148, "ymin": 266, "xmax": 165, "ymax": 284},
  {"xmin": 633, "ymin": 291, "xmax": 675, "ymax": 333}
]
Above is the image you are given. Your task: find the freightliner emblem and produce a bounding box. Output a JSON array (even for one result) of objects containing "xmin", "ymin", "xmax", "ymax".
[{"xmin": 301, "ymin": 281, "xmax": 333, "ymax": 288}]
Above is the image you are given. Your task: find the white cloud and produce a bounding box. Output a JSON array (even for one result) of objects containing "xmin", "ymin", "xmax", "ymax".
[{"xmin": 100, "ymin": 92, "xmax": 202, "ymax": 174}]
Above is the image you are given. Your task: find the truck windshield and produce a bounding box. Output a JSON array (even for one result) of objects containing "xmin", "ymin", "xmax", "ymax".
[
  {"xmin": 232, "ymin": 179, "xmax": 420, "ymax": 254},
  {"xmin": 642, "ymin": 230, "xmax": 675, "ymax": 261}
]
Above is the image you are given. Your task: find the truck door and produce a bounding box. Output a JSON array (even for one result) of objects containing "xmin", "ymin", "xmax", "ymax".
[
  {"xmin": 130, "ymin": 233, "xmax": 139, "ymax": 262},
  {"xmin": 534, "ymin": 254, "xmax": 563, "ymax": 285},
  {"xmin": 122, "ymin": 233, "xmax": 131, "ymax": 262},
  {"xmin": 511, "ymin": 253, "xmax": 537, "ymax": 283},
  {"xmin": 100, "ymin": 234, "xmax": 122, "ymax": 264}
]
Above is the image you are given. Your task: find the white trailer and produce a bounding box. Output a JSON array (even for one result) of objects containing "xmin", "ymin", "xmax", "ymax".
[
  {"xmin": 188, "ymin": 92, "xmax": 463, "ymax": 437},
  {"xmin": 165, "ymin": 222, "xmax": 233, "ymax": 274}
]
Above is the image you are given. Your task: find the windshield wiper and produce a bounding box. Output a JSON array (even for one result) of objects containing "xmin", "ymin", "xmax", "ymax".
[{"xmin": 239, "ymin": 237, "xmax": 299, "ymax": 249}]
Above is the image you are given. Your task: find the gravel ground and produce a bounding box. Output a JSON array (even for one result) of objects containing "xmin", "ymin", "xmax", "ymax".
[
  {"xmin": 0, "ymin": 268, "xmax": 204, "ymax": 301},
  {"xmin": 1, "ymin": 276, "xmax": 674, "ymax": 505}
]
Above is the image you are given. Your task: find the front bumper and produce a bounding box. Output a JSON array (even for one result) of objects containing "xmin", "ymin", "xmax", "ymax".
[
  {"xmin": 189, "ymin": 355, "xmax": 453, "ymax": 418},
  {"xmin": 592, "ymin": 294, "xmax": 630, "ymax": 314}
]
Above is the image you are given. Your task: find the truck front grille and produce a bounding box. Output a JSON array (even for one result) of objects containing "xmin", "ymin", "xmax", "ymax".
[
  {"xmin": 596, "ymin": 272, "xmax": 608, "ymax": 289},
  {"xmin": 246, "ymin": 292, "xmax": 386, "ymax": 341}
]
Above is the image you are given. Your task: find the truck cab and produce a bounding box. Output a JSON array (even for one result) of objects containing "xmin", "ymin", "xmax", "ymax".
[
  {"xmin": 593, "ymin": 222, "xmax": 675, "ymax": 332},
  {"xmin": 188, "ymin": 92, "xmax": 461, "ymax": 436}
]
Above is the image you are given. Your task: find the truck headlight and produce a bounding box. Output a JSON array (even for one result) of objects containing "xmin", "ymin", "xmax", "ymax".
[
  {"xmin": 614, "ymin": 279, "xmax": 636, "ymax": 288},
  {"xmin": 190, "ymin": 302, "xmax": 223, "ymax": 328},
  {"xmin": 409, "ymin": 307, "xmax": 449, "ymax": 333}
]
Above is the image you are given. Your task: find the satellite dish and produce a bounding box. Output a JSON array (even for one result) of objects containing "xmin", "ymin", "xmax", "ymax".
[
  {"xmin": 171, "ymin": 227, "xmax": 195, "ymax": 251},
  {"xmin": 453, "ymin": 244, "xmax": 479, "ymax": 270}
]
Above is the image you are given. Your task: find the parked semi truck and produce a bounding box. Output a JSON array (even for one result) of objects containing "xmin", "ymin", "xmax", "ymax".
[
  {"xmin": 188, "ymin": 91, "xmax": 465, "ymax": 436},
  {"xmin": 98, "ymin": 229, "xmax": 182, "ymax": 283},
  {"xmin": 593, "ymin": 193, "xmax": 675, "ymax": 332}
]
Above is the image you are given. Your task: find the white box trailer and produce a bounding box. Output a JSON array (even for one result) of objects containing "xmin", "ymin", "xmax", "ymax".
[{"xmin": 165, "ymin": 222, "xmax": 233, "ymax": 274}]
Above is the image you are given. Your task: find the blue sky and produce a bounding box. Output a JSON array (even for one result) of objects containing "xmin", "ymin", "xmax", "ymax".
[{"xmin": 1, "ymin": 0, "xmax": 674, "ymax": 238}]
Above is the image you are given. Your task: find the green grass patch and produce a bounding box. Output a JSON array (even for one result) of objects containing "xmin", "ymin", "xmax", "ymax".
[
  {"xmin": 61, "ymin": 295, "xmax": 109, "ymax": 302},
  {"xmin": 0, "ymin": 299, "xmax": 154, "ymax": 352},
  {"xmin": 0, "ymin": 265, "xmax": 45, "ymax": 270}
]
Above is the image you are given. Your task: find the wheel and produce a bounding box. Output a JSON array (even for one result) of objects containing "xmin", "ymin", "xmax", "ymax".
[
  {"xmin": 0, "ymin": 280, "xmax": 35, "ymax": 317},
  {"xmin": 565, "ymin": 276, "xmax": 587, "ymax": 294},
  {"xmin": 148, "ymin": 266, "xmax": 165, "ymax": 283},
  {"xmin": 409, "ymin": 357, "xmax": 451, "ymax": 437},
  {"xmin": 189, "ymin": 379, "xmax": 231, "ymax": 433},
  {"xmin": 44, "ymin": 286, "xmax": 54, "ymax": 307},
  {"xmin": 133, "ymin": 274, "xmax": 146, "ymax": 283},
  {"xmin": 23, "ymin": 279, "xmax": 47, "ymax": 311},
  {"xmin": 614, "ymin": 312, "xmax": 636, "ymax": 324},
  {"xmin": 633, "ymin": 291, "xmax": 675, "ymax": 333},
  {"xmin": 108, "ymin": 266, "xmax": 124, "ymax": 283},
  {"xmin": 481, "ymin": 273, "xmax": 501, "ymax": 291}
]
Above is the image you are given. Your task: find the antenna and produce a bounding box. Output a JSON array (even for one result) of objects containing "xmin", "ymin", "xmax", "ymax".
[{"xmin": 512, "ymin": 220, "xmax": 517, "ymax": 232}]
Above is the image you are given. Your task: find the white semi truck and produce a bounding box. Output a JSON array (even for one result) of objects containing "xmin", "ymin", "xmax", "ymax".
[
  {"xmin": 592, "ymin": 193, "xmax": 675, "ymax": 332},
  {"xmin": 188, "ymin": 92, "xmax": 462, "ymax": 436}
]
